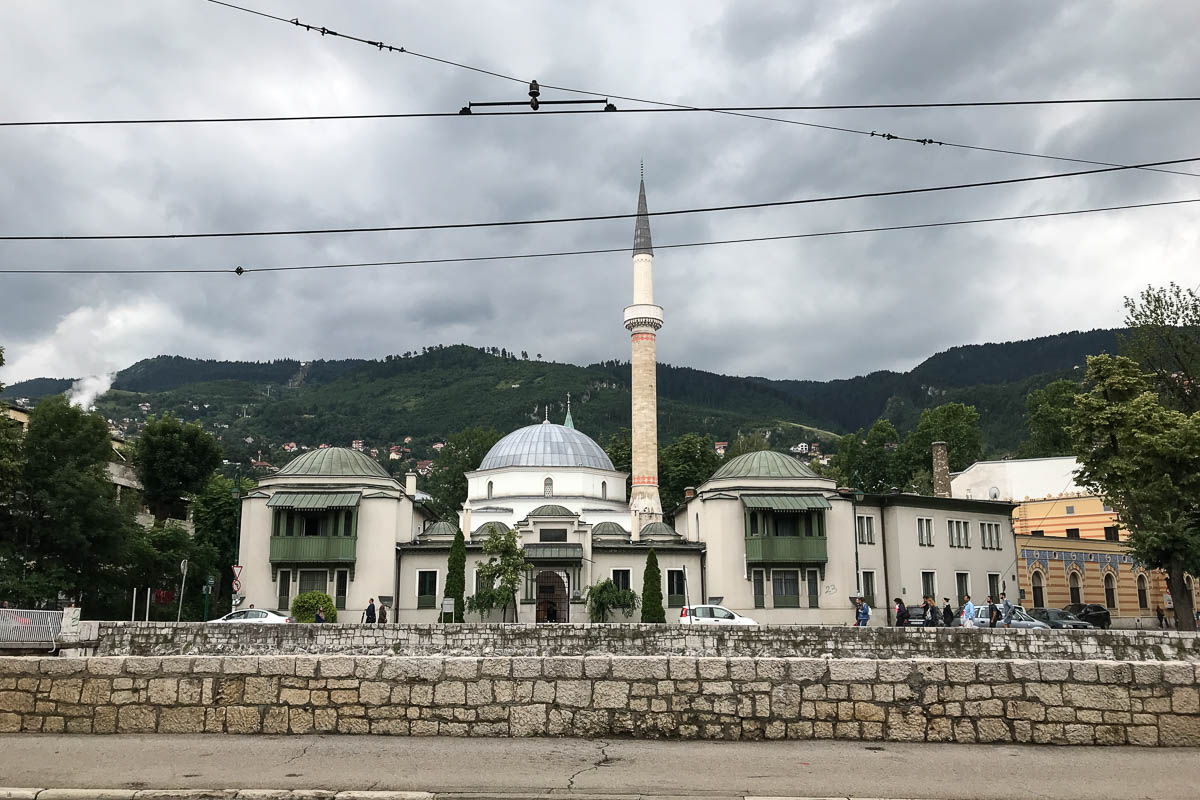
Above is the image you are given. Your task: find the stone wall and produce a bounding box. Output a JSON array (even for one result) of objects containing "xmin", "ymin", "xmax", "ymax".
[
  {"xmin": 1, "ymin": 655, "xmax": 1197, "ymax": 745},
  {"xmin": 93, "ymin": 621, "xmax": 1200, "ymax": 662}
]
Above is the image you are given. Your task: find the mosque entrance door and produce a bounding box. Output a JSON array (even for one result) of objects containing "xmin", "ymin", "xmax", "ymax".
[{"xmin": 536, "ymin": 570, "xmax": 569, "ymax": 623}]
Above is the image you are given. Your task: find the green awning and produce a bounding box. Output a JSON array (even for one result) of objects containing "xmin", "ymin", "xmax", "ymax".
[
  {"xmin": 523, "ymin": 542, "xmax": 584, "ymax": 561},
  {"xmin": 266, "ymin": 492, "xmax": 361, "ymax": 510},
  {"xmin": 742, "ymin": 494, "xmax": 832, "ymax": 512}
]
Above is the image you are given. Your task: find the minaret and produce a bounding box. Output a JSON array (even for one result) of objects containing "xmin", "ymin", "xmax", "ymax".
[{"xmin": 623, "ymin": 171, "xmax": 664, "ymax": 534}]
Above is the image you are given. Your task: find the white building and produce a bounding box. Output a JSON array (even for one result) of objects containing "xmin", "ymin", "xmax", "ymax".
[{"xmin": 951, "ymin": 456, "xmax": 1081, "ymax": 502}]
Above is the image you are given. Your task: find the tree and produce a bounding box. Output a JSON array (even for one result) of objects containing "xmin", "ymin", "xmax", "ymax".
[
  {"xmin": 1070, "ymin": 354, "xmax": 1200, "ymax": 631},
  {"xmin": 445, "ymin": 526, "xmax": 466, "ymax": 622},
  {"xmin": 1019, "ymin": 379, "xmax": 1081, "ymax": 457},
  {"xmin": 191, "ymin": 473, "xmax": 255, "ymax": 614},
  {"xmin": 1121, "ymin": 282, "xmax": 1200, "ymax": 413},
  {"xmin": 425, "ymin": 426, "xmax": 501, "ymax": 520},
  {"xmin": 723, "ymin": 433, "xmax": 770, "ymax": 460},
  {"xmin": 831, "ymin": 419, "xmax": 905, "ymax": 493},
  {"xmin": 586, "ymin": 578, "xmax": 640, "ymax": 622},
  {"xmin": 897, "ymin": 402, "xmax": 984, "ymax": 478},
  {"xmin": 658, "ymin": 433, "xmax": 721, "ymax": 512},
  {"xmin": 640, "ymin": 548, "xmax": 665, "ymax": 623},
  {"xmin": 466, "ymin": 524, "xmax": 527, "ymax": 622},
  {"xmin": 291, "ymin": 590, "xmax": 337, "ymax": 623},
  {"xmin": 135, "ymin": 414, "xmax": 222, "ymax": 522}
]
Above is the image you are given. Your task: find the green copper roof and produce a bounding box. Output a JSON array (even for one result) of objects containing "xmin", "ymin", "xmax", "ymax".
[
  {"xmin": 591, "ymin": 521, "xmax": 629, "ymax": 538},
  {"xmin": 710, "ymin": 450, "xmax": 818, "ymax": 481},
  {"xmin": 742, "ymin": 494, "xmax": 831, "ymax": 511},
  {"xmin": 639, "ymin": 521, "xmax": 678, "ymax": 538},
  {"xmin": 528, "ymin": 504, "xmax": 576, "ymax": 517},
  {"xmin": 277, "ymin": 447, "xmax": 390, "ymax": 479},
  {"xmin": 266, "ymin": 491, "xmax": 361, "ymax": 510},
  {"xmin": 424, "ymin": 521, "xmax": 460, "ymax": 538}
]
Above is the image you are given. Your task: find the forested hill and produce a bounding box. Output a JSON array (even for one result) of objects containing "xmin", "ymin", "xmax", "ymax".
[{"xmin": 1, "ymin": 328, "xmax": 1122, "ymax": 462}]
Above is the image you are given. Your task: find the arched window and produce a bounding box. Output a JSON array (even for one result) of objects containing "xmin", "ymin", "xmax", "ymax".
[
  {"xmin": 1031, "ymin": 571, "xmax": 1045, "ymax": 609},
  {"xmin": 487, "ymin": 481, "xmax": 493, "ymax": 500},
  {"xmin": 1137, "ymin": 574, "xmax": 1149, "ymax": 609},
  {"xmin": 544, "ymin": 477, "xmax": 553, "ymax": 497},
  {"xmin": 1069, "ymin": 571, "xmax": 1082, "ymax": 606},
  {"xmin": 601, "ymin": 481, "xmax": 607, "ymax": 500},
  {"xmin": 1104, "ymin": 573, "xmax": 1117, "ymax": 610}
]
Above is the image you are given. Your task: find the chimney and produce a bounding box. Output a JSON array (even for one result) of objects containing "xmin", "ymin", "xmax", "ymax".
[
  {"xmin": 683, "ymin": 486, "xmax": 696, "ymax": 500},
  {"xmin": 931, "ymin": 441, "xmax": 951, "ymax": 498},
  {"xmin": 404, "ymin": 471, "xmax": 417, "ymax": 497}
]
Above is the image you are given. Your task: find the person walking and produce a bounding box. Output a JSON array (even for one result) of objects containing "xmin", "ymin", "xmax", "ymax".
[
  {"xmin": 942, "ymin": 598, "xmax": 953, "ymax": 627},
  {"xmin": 923, "ymin": 596, "xmax": 938, "ymax": 627},
  {"xmin": 894, "ymin": 598, "xmax": 910, "ymax": 627},
  {"xmin": 1000, "ymin": 592, "xmax": 1014, "ymax": 629},
  {"xmin": 986, "ymin": 595, "xmax": 999, "ymax": 628},
  {"xmin": 854, "ymin": 596, "xmax": 870, "ymax": 627},
  {"xmin": 961, "ymin": 594, "xmax": 976, "ymax": 628},
  {"xmin": 363, "ymin": 598, "xmax": 376, "ymax": 624},
  {"xmin": 377, "ymin": 603, "xmax": 388, "ymax": 625},
  {"xmin": 1155, "ymin": 606, "xmax": 1166, "ymax": 628}
]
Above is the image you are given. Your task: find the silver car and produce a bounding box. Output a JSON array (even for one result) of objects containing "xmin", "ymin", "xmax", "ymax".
[{"xmin": 962, "ymin": 607, "xmax": 1049, "ymax": 630}]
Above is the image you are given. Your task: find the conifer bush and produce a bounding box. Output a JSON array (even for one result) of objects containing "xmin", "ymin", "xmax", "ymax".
[{"xmin": 640, "ymin": 548, "xmax": 665, "ymax": 623}]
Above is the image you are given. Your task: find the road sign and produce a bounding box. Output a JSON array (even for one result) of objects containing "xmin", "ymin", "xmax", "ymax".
[
  {"xmin": 231, "ymin": 579, "xmax": 242, "ymax": 593},
  {"xmin": 232, "ymin": 565, "xmax": 243, "ymax": 579},
  {"xmin": 201, "ymin": 585, "xmax": 212, "ymax": 595},
  {"xmin": 206, "ymin": 575, "xmax": 216, "ymax": 587},
  {"xmin": 180, "ymin": 559, "xmax": 188, "ymax": 575}
]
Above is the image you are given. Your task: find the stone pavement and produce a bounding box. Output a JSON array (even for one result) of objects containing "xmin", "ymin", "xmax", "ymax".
[{"xmin": 2, "ymin": 735, "xmax": 1199, "ymax": 799}]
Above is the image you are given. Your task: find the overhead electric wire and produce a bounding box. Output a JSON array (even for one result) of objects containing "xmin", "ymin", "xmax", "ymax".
[
  {"xmin": 4, "ymin": 155, "xmax": 1198, "ymax": 243},
  {"xmin": 5, "ymin": 195, "xmax": 1197, "ymax": 275},
  {"xmin": 201, "ymin": 0, "xmax": 1200, "ymax": 179}
]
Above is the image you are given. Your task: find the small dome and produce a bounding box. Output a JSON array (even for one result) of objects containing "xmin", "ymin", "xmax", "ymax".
[
  {"xmin": 424, "ymin": 521, "xmax": 460, "ymax": 538},
  {"xmin": 528, "ymin": 504, "xmax": 576, "ymax": 517},
  {"xmin": 639, "ymin": 521, "xmax": 679, "ymax": 539},
  {"xmin": 710, "ymin": 450, "xmax": 817, "ymax": 481},
  {"xmin": 472, "ymin": 520, "xmax": 510, "ymax": 538},
  {"xmin": 278, "ymin": 447, "xmax": 390, "ymax": 478},
  {"xmin": 591, "ymin": 521, "xmax": 630, "ymax": 538},
  {"xmin": 480, "ymin": 423, "xmax": 614, "ymax": 471}
]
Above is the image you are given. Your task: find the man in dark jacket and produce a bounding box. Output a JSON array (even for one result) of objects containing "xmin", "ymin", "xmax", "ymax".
[
  {"xmin": 364, "ymin": 598, "xmax": 376, "ymax": 624},
  {"xmin": 894, "ymin": 598, "xmax": 910, "ymax": 627},
  {"xmin": 923, "ymin": 596, "xmax": 938, "ymax": 627},
  {"xmin": 942, "ymin": 598, "xmax": 954, "ymax": 627}
]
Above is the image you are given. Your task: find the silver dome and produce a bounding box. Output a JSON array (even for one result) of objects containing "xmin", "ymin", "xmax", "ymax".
[{"xmin": 479, "ymin": 423, "xmax": 615, "ymax": 471}]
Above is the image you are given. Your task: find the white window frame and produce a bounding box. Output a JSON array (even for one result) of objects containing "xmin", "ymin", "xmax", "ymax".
[
  {"xmin": 544, "ymin": 477, "xmax": 553, "ymax": 497},
  {"xmin": 979, "ymin": 521, "xmax": 1001, "ymax": 550},
  {"xmin": 861, "ymin": 570, "xmax": 877, "ymax": 608},
  {"xmin": 611, "ymin": 568, "xmax": 632, "ymax": 592},
  {"xmin": 917, "ymin": 516, "xmax": 934, "ymax": 546},
  {"xmin": 947, "ymin": 519, "xmax": 970, "ymax": 548},
  {"xmin": 416, "ymin": 569, "xmax": 438, "ymax": 599},
  {"xmin": 856, "ymin": 514, "xmax": 875, "ymax": 545},
  {"xmin": 921, "ymin": 570, "xmax": 937, "ymax": 600},
  {"xmin": 955, "ymin": 571, "xmax": 971, "ymax": 602},
  {"xmin": 987, "ymin": 572, "xmax": 1001, "ymax": 600},
  {"xmin": 1065, "ymin": 505, "xmax": 1075, "ymax": 515}
]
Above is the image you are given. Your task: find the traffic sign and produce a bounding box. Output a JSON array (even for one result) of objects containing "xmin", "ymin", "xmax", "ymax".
[
  {"xmin": 206, "ymin": 575, "xmax": 216, "ymax": 587},
  {"xmin": 231, "ymin": 579, "xmax": 242, "ymax": 593},
  {"xmin": 232, "ymin": 565, "xmax": 243, "ymax": 579}
]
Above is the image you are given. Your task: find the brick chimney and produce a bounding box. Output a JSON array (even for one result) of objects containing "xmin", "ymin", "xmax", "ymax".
[
  {"xmin": 931, "ymin": 441, "xmax": 951, "ymax": 498},
  {"xmin": 683, "ymin": 486, "xmax": 696, "ymax": 500}
]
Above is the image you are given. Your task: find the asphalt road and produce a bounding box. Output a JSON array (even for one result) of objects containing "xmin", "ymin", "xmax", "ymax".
[{"xmin": 2, "ymin": 735, "xmax": 1197, "ymax": 800}]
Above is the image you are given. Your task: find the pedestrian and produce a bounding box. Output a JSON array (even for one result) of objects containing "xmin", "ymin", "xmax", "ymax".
[
  {"xmin": 378, "ymin": 603, "xmax": 388, "ymax": 625},
  {"xmin": 314, "ymin": 606, "xmax": 325, "ymax": 624},
  {"xmin": 923, "ymin": 596, "xmax": 938, "ymax": 627},
  {"xmin": 854, "ymin": 596, "xmax": 870, "ymax": 627},
  {"xmin": 363, "ymin": 598, "xmax": 376, "ymax": 624},
  {"xmin": 961, "ymin": 594, "xmax": 976, "ymax": 627},
  {"xmin": 1001, "ymin": 592, "xmax": 1014, "ymax": 629},
  {"xmin": 894, "ymin": 597, "xmax": 909, "ymax": 627},
  {"xmin": 1156, "ymin": 606, "xmax": 1166, "ymax": 628},
  {"xmin": 986, "ymin": 595, "xmax": 999, "ymax": 628},
  {"xmin": 942, "ymin": 598, "xmax": 953, "ymax": 627}
]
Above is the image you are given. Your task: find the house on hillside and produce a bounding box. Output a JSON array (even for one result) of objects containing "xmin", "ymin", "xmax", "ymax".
[
  {"xmin": 415, "ymin": 460, "xmax": 434, "ymax": 476},
  {"xmin": 714, "ymin": 441, "xmax": 728, "ymax": 456}
]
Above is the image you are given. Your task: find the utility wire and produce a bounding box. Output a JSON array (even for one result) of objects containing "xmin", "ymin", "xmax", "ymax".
[
  {"xmin": 3, "ymin": 155, "xmax": 1198, "ymax": 242},
  {"xmin": 5, "ymin": 195, "xmax": 1197, "ymax": 275},
  {"xmin": 202, "ymin": 0, "xmax": 1200, "ymax": 179}
]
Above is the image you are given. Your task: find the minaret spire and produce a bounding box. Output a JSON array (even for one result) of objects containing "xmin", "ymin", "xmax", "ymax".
[
  {"xmin": 623, "ymin": 170, "xmax": 664, "ymax": 535},
  {"xmin": 564, "ymin": 393, "xmax": 575, "ymax": 429}
]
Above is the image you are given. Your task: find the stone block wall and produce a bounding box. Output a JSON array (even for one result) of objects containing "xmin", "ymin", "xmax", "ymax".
[
  {"xmin": 93, "ymin": 621, "xmax": 1200, "ymax": 662},
  {"xmin": 1, "ymin": 655, "xmax": 1198, "ymax": 745}
]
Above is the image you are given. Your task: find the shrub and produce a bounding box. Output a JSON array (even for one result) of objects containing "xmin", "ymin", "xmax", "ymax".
[
  {"xmin": 291, "ymin": 591, "xmax": 337, "ymax": 623},
  {"xmin": 641, "ymin": 548, "xmax": 665, "ymax": 623},
  {"xmin": 586, "ymin": 578, "xmax": 640, "ymax": 622}
]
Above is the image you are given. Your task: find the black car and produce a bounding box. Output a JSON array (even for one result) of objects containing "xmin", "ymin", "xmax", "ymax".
[
  {"xmin": 1063, "ymin": 603, "xmax": 1112, "ymax": 629},
  {"xmin": 1028, "ymin": 607, "xmax": 1093, "ymax": 629}
]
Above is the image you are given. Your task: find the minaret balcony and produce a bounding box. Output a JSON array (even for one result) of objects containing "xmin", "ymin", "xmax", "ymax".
[{"xmin": 623, "ymin": 303, "xmax": 664, "ymax": 332}]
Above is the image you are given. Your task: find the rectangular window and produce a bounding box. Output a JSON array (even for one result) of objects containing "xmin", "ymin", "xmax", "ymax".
[
  {"xmin": 611, "ymin": 569, "xmax": 631, "ymax": 592},
  {"xmin": 277, "ymin": 569, "xmax": 292, "ymax": 611},
  {"xmin": 416, "ymin": 570, "xmax": 437, "ymax": 609},
  {"xmin": 285, "ymin": 511, "xmax": 295, "ymax": 537},
  {"xmin": 955, "ymin": 572, "xmax": 970, "ymax": 604},
  {"xmin": 776, "ymin": 515, "xmax": 799, "ymax": 537},
  {"xmin": 1066, "ymin": 528, "xmax": 1081, "ymax": 539},
  {"xmin": 343, "ymin": 511, "xmax": 353, "ymax": 537},
  {"xmin": 538, "ymin": 529, "xmax": 567, "ymax": 543},
  {"xmin": 772, "ymin": 569, "xmax": 800, "ymax": 608},
  {"xmin": 979, "ymin": 522, "xmax": 1002, "ymax": 550},
  {"xmin": 334, "ymin": 569, "xmax": 348, "ymax": 610},
  {"xmin": 947, "ymin": 519, "xmax": 969, "ymax": 548},
  {"xmin": 1065, "ymin": 505, "xmax": 1075, "ymax": 515},
  {"xmin": 917, "ymin": 517, "xmax": 934, "ymax": 546},
  {"xmin": 806, "ymin": 568, "xmax": 820, "ymax": 608},
  {"xmin": 1104, "ymin": 526, "xmax": 1120, "ymax": 542},
  {"xmin": 1031, "ymin": 529, "xmax": 1045, "ymax": 537},
  {"xmin": 1103, "ymin": 504, "xmax": 1114, "ymax": 512},
  {"xmin": 921, "ymin": 571, "xmax": 936, "ymax": 600},
  {"xmin": 861, "ymin": 570, "xmax": 876, "ymax": 608},
  {"xmin": 749, "ymin": 513, "xmax": 759, "ymax": 536},
  {"xmin": 752, "ymin": 569, "xmax": 765, "ymax": 609},
  {"xmin": 298, "ymin": 569, "xmax": 327, "ymax": 595},
  {"xmin": 856, "ymin": 515, "xmax": 875, "ymax": 545},
  {"xmin": 666, "ymin": 569, "xmax": 687, "ymax": 608},
  {"xmin": 988, "ymin": 573, "xmax": 1001, "ymax": 600}
]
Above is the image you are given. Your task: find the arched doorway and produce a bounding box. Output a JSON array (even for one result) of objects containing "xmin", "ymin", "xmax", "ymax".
[
  {"xmin": 1031, "ymin": 571, "xmax": 1045, "ymax": 609},
  {"xmin": 1137, "ymin": 574, "xmax": 1149, "ymax": 610},
  {"xmin": 1104, "ymin": 572, "xmax": 1117, "ymax": 611},
  {"xmin": 536, "ymin": 570, "xmax": 568, "ymax": 623},
  {"xmin": 1069, "ymin": 571, "xmax": 1082, "ymax": 605}
]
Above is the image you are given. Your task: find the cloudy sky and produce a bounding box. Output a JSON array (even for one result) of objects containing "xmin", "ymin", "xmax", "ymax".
[{"xmin": 2, "ymin": 1, "xmax": 1199, "ymax": 385}]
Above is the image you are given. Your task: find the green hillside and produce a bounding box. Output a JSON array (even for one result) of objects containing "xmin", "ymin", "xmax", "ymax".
[{"xmin": 1, "ymin": 329, "xmax": 1123, "ymax": 464}]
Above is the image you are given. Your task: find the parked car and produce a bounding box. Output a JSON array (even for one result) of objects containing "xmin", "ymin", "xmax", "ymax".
[
  {"xmin": 1063, "ymin": 603, "xmax": 1112, "ymax": 629},
  {"xmin": 211, "ymin": 608, "xmax": 293, "ymax": 624},
  {"xmin": 679, "ymin": 604, "xmax": 757, "ymax": 625},
  {"xmin": 1027, "ymin": 607, "xmax": 1094, "ymax": 629},
  {"xmin": 956, "ymin": 607, "xmax": 1050, "ymax": 630}
]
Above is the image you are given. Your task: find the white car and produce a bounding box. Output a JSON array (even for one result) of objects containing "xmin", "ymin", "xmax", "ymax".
[
  {"xmin": 210, "ymin": 608, "xmax": 293, "ymax": 623},
  {"xmin": 960, "ymin": 608, "xmax": 1048, "ymax": 630},
  {"xmin": 679, "ymin": 604, "xmax": 757, "ymax": 626}
]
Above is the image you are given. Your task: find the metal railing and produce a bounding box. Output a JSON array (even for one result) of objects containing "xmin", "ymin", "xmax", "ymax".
[{"xmin": 0, "ymin": 608, "xmax": 65, "ymax": 649}]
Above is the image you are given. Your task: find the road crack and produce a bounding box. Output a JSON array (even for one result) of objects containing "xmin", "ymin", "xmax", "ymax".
[
  {"xmin": 282, "ymin": 737, "xmax": 317, "ymax": 766},
  {"xmin": 566, "ymin": 739, "xmax": 612, "ymax": 791}
]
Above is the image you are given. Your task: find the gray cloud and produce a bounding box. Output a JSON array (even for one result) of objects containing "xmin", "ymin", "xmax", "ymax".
[{"xmin": 1, "ymin": 0, "xmax": 1198, "ymax": 386}]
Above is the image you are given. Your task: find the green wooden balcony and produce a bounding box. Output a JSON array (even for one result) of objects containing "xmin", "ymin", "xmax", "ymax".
[
  {"xmin": 744, "ymin": 536, "xmax": 827, "ymax": 563},
  {"xmin": 270, "ymin": 536, "xmax": 357, "ymax": 562}
]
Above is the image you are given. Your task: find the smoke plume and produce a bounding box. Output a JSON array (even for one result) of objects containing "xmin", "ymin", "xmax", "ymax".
[{"xmin": 67, "ymin": 373, "xmax": 114, "ymax": 409}]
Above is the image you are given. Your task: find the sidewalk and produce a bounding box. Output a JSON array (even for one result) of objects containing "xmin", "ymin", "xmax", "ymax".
[{"xmin": 2, "ymin": 735, "xmax": 1199, "ymax": 800}]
